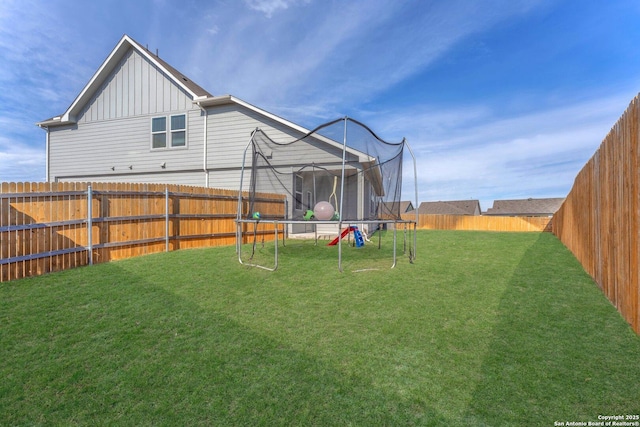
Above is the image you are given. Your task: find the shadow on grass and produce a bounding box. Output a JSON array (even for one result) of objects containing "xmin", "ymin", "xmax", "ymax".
[
  {"xmin": 1, "ymin": 260, "xmax": 446, "ymax": 426},
  {"xmin": 239, "ymin": 231, "xmax": 411, "ymax": 273},
  {"xmin": 463, "ymin": 233, "xmax": 640, "ymax": 425}
]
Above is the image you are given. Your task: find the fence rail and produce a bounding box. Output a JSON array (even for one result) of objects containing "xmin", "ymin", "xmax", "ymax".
[
  {"xmin": 0, "ymin": 182, "xmax": 285, "ymax": 282},
  {"xmin": 402, "ymin": 213, "xmax": 552, "ymax": 232},
  {"xmin": 552, "ymin": 94, "xmax": 640, "ymax": 335}
]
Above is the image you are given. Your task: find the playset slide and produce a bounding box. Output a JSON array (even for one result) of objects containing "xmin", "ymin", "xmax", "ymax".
[{"xmin": 327, "ymin": 226, "xmax": 365, "ymax": 247}]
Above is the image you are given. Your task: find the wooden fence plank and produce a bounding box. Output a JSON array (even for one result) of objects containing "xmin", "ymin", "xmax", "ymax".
[
  {"xmin": 0, "ymin": 183, "xmax": 285, "ymax": 282},
  {"xmin": 402, "ymin": 213, "xmax": 552, "ymax": 232},
  {"xmin": 553, "ymin": 93, "xmax": 640, "ymax": 334}
]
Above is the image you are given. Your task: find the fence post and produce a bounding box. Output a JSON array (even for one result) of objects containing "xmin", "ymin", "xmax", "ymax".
[
  {"xmin": 165, "ymin": 187, "xmax": 170, "ymax": 252},
  {"xmin": 87, "ymin": 185, "xmax": 93, "ymax": 265}
]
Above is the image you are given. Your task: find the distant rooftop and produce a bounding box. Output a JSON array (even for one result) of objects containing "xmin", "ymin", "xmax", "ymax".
[
  {"xmin": 484, "ymin": 197, "xmax": 565, "ymax": 217},
  {"xmin": 416, "ymin": 200, "xmax": 481, "ymax": 216}
]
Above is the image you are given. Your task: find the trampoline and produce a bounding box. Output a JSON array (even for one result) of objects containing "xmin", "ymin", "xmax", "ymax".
[{"xmin": 235, "ymin": 117, "xmax": 418, "ymax": 272}]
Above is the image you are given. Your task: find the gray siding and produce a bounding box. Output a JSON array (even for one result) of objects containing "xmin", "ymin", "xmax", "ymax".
[
  {"xmin": 49, "ymin": 47, "xmax": 204, "ymax": 183},
  {"xmin": 59, "ymin": 171, "xmax": 206, "ymax": 186},
  {"xmin": 78, "ymin": 49, "xmax": 193, "ymax": 122},
  {"xmin": 50, "ymin": 101, "xmax": 359, "ymax": 198},
  {"xmin": 44, "ymin": 40, "xmax": 369, "ymax": 228},
  {"xmin": 49, "ymin": 109, "xmax": 204, "ymax": 181},
  {"xmin": 206, "ymin": 104, "xmax": 354, "ymax": 171},
  {"xmin": 47, "ymin": 48, "xmax": 358, "ymax": 213},
  {"xmin": 207, "ymin": 169, "xmax": 245, "ymax": 191}
]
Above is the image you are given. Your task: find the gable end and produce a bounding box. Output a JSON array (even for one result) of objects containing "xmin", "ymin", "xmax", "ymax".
[{"xmin": 77, "ymin": 48, "xmax": 197, "ymax": 123}]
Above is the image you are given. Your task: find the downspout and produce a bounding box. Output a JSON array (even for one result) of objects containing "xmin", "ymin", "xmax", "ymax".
[
  {"xmin": 45, "ymin": 126, "xmax": 50, "ymax": 181},
  {"xmin": 38, "ymin": 124, "xmax": 50, "ymax": 181},
  {"xmin": 196, "ymin": 102, "xmax": 209, "ymax": 187}
]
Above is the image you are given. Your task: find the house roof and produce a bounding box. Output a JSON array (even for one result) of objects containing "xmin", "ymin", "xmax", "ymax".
[
  {"xmin": 195, "ymin": 96, "xmax": 377, "ymax": 163},
  {"xmin": 196, "ymin": 95, "xmax": 324, "ymax": 145},
  {"xmin": 416, "ymin": 200, "xmax": 481, "ymax": 216},
  {"xmin": 127, "ymin": 37, "xmax": 213, "ymax": 99},
  {"xmin": 484, "ymin": 197, "xmax": 565, "ymax": 216},
  {"xmin": 36, "ymin": 34, "xmax": 381, "ymax": 168},
  {"xmin": 35, "ymin": 35, "xmax": 379, "ymax": 165},
  {"xmin": 37, "ymin": 35, "xmax": 213, "ymax": 127},
  {"xmin": 35, "ymin": 35, "xmax": 310, "ymax": 134}
]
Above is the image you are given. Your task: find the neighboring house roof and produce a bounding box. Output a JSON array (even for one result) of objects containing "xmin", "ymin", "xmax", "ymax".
[
  {"xmin": 399, "ymin": 201, "xmax": 414, "ymax": 213},
  {"xmin": 484, "ymin": 197, "xmax": 565, "ymax": 216},
  {"xmin": 380, "ymin": 200, "xmax": 414, "ymax": 214},
  {"xmin": 380, "ymin": 200, "xmax": 415, "ymax": 214},
  {"xmin": 416, "ymin": 200, "xmax": 481, "ymax": 216}
]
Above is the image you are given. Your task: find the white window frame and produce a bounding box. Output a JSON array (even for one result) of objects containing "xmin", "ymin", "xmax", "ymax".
[
  {"xmin": 170, "ymin": 114, "xmax": 186, "ymax": 147},
  {"xmin": 151, "ymin": 113, "xmax": 188, "ymax": 150},
  {"xmin": 151, "ymin": 117, "xmax": 167, "ymax": 149}
]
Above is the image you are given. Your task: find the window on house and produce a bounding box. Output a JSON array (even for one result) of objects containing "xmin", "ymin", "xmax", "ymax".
[
  {"xmin": 151, "ymin": 114, "xmax": 186, "ymax": 149},
  {"xmin": 152, "ymin": 117, "xmax": 167, "ymax": 148},
  {"xmin": 171, "ymin": 114, "xmax": 186, "ymax": 147}
]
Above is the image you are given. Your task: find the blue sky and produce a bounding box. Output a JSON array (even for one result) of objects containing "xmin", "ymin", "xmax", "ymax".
[{"xmin": 1, "ymin": 0, "xmax": 640, "ymax": 210}]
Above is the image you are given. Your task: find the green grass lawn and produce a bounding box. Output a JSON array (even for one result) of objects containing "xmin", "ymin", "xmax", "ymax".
[{"xmin": 1, "ymin": 230, "xmax": 639, "ymax": 426}]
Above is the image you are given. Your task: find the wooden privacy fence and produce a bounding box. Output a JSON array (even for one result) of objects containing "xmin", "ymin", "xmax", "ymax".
[
  {"xmin": 402, "ymin": 213, "xmax": 552, "ymax": 232},
  {"xmin": 0, "ymin": 182, "xmax": 285, "ymax": 282},
  {"xmin": 553, "ymin": 94, "xmax": 640, "ymax": 335}
]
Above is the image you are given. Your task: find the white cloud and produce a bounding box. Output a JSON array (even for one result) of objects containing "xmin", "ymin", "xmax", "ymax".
[
  {"xmin": 0, "ymin": 0, "xmax": 96, "ymax": 124},
  {"xmin": 0, "ymin": 0, "xmax": 634, "ymax": 208},
  {"xmin": 0, "ymin": 135, "xmax": 45, "ymax": 182},
  {"xmin": 185, "ymin": 0, "xmax": 551, "ymax": 118},
  {"xmin": 243, "ymin": 0, "xmax": 307, "ymax": 18},
  {"xmin": 0, "ymin": 0, "xmax": 95, "ymax": 182},
  {"xmin": 186, "ymin": 0, "xmax": 392, "ymax": 104},
  {"xmin": 394, "ymin": 91, "xmax": 634, "ymax": 208}
]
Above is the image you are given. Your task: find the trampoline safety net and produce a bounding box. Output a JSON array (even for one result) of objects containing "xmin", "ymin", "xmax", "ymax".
[{"xmin": 244, "ymin": 117, "xmax": 408, "ymax": 224}]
